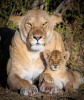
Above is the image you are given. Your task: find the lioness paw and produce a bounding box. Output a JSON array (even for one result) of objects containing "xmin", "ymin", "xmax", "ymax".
[
  {"xmin": 53, "ymin": 86, "xmax": 63, "ymax": 94},
  {"xmin": 20, "ymin": 85, "xmax": 38, "ymax": 96},
  {"xmin": 39, "ymin": 82, "xmax": 55, "ymax": 94}
]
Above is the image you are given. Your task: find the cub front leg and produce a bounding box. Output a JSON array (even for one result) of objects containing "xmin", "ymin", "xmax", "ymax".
[
  {"xmin": 39, "ymin": 73, "xmax": 54, "ymax": 84},
  {"xmin": 7, "ymin": 73, "xmax": 38, "ymax": 96}
]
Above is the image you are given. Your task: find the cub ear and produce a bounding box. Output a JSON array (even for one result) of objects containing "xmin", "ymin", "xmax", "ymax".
[
  {"xmin": 43, "ymin": 50, "xmax": 51, "ymax": 60},
  {"xmin": 9, "ymin": 15, "xmax": 23, "ymax": 27},
  {"xmin": 62, "ymin": 51, "xmax": 70, "ymax": 61},
  {"xmin": 50, "ymin": 13, "xmax": 62, "ymax": 24}
]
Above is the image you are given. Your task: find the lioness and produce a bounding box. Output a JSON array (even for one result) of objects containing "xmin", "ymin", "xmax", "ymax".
[
  {"xmin": 39, "ymin": 50, "xmax": 84, "ymax": 94},
  {"xmin": 7, "ymin": 9, "xmax": 65, "ymax": 96}
]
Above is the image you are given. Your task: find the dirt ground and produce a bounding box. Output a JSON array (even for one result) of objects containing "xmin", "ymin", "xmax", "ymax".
[{"xmin": 0, "ymin": 87, "xmax": 84, "ymax": 100}]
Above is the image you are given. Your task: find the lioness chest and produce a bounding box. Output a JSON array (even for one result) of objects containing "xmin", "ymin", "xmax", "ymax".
[{"xmin": 17, "ymin": 53, "xmax": 45, "ymax": 84}]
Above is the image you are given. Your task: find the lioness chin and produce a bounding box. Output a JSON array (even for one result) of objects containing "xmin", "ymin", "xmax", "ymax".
[{"xmin": 7, "ymin": 9, "xmax": 65, "ymax": 96}]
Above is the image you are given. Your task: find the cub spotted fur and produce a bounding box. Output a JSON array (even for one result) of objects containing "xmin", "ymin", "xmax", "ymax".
[
  {"xmin": 39, "ymin": 50, "xmax": 84, "ymax": 94},
  {"xmin": 7, "ymin": 9, "xmax": 65, "ymax": 96}
]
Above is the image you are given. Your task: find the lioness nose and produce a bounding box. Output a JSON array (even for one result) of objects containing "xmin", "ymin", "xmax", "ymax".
[{"xmin": 33, "ymin": 36, "xmax": 42, "ymax": 41}]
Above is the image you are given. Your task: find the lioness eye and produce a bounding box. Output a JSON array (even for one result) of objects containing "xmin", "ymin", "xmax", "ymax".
[{"xmin": 43, "ymin": 22, "xmax": 48, "ymax": 26}]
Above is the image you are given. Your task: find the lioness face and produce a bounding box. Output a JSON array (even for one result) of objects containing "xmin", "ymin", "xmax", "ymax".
[
  {"xmin": 10, "ymin": 9, "xmax": 62, "ymax": 51},
  {"xmin": 43, "ymin": 50, "xmax": 70, "ymax": 71}
]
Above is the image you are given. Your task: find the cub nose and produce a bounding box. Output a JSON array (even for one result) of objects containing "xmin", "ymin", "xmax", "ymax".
[{"xmin": 33, "ymin": 36, "xmax": 42, "ymax": 41}]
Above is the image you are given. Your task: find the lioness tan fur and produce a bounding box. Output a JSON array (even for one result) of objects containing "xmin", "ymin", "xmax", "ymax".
[
  {"xmin": 39, "ymin": 50, "xmax": 84, "ymax": 94},
  {"xmin": 7, "ymin": 9, "xmax": 65, "ymax": 96}
]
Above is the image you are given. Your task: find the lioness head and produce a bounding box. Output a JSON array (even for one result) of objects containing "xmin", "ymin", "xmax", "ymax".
[
  {"xmin": 10, "ymin": 9, "xmax": 62, "ymax": 51},
  {"xmin": 43, "ymin": 50, "xmax": 70, "ymax": 71}
]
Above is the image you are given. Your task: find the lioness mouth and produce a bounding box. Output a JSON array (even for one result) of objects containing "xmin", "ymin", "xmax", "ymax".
[
  {"xmin": 31, "ymin": 44, "xmax": 44, "ymax": 51},
  {"xmin": 36, "ymin": 43, "xmax": 40, "ymax": 45}
]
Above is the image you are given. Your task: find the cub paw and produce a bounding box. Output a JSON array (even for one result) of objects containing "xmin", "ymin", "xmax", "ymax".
[
  {"xmin": 20, "ymin": 85, "xmax": 38, "ymax": 96},
  {"xmin": 39, "ymin": 73, "xmax": 54, "ymax": 84}
]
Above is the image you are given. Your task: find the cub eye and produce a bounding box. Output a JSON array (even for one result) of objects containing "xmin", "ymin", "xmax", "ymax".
[
  {"xmin": 26, "ymin": 22, "xmax": 32, "ymax": 27},
  {"xmin": 43, "ymin": 22, "xmax": 48, "ymax": 26}
]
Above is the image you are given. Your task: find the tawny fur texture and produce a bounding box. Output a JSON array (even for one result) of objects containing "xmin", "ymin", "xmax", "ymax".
[
  {"xmin": 39, "ymin": 50, "xmax": 84, "ymax": 94},
  {"xmin": 7, "ymin": 9, "xmax": 65, "ymax": 96}
]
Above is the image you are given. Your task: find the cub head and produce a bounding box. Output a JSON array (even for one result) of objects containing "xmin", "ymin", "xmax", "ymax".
[
  {"xmin": 43, "ymin": 50, "xmax": 70, "ymax": 71},
  {"xmin": 10, "ymin": 9, "xmax": 62, "ymax": 51}
]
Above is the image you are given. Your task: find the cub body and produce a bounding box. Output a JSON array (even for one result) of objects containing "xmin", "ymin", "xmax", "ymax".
[
  {"xmin": 39, "ymin": 50, "xmax": 84, "ymax": 94},
  {"xmin": 7, "ymin": 9, "xmax": 65, "ymax": 96}
]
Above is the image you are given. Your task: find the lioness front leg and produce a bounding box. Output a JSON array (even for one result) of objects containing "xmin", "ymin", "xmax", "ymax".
[{"xmin": 7, "ymin": 74, "xmax": 38, "ymax": 96}]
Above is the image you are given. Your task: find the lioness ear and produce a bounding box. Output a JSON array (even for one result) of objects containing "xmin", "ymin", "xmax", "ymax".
[
  {"xmin": 43, "ymin": 50, "xmax": 51, "ymax": 60},
  {"xmin": 62, "ymin": 51, "xmax": 70, "ymax": 61},
  {"xmin": 9, "ymin": 15, "xmax": 23, "ymax": 27},
  {"xmin": 51, "ymin": 13, "xmax": 62, "ymax": 24}
]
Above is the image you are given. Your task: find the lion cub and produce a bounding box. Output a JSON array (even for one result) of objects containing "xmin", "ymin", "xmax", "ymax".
[{"xmin": 39, "ymin": 50, "xmax": 84, "ymax": 94}]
